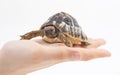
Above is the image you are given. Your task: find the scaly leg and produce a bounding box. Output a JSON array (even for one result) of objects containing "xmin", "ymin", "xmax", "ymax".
[
  {"xmin": 63, "ymin": 33, "xmax": 90, "ymax": 47},
  {"xmin": 58, "ymin": 33, "xmax": 72, "ymax": 47},
  {"xmin": 20, "ymin": 30, "xmax": 43, "ymax": 40}
]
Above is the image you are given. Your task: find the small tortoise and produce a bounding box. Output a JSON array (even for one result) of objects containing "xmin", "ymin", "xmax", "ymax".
[{"xmin": 20, "ymin": 12, "xmax": 90, "ymax": 47}]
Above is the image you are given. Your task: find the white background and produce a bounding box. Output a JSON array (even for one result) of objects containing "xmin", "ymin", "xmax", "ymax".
[{"xmin": 0, "ymin": 0, "xmax": 120, "ymax": 75}]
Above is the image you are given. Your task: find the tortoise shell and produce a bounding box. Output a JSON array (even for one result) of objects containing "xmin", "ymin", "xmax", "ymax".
[{"xmin": 41, "ymin": 12, "xmax": 88, "ymax": 41}]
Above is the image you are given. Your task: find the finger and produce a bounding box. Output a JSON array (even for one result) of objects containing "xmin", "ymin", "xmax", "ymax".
[
  {"xmin": 86, "ymin": 38, "xmax": 106, "ymax": 48},
  {"xmin": 48, "ymin": 46, "xmax": 111, "ymax": 62},
  {"xmin": 79, "ymin": 49, "xmax": 111, "ymax": 61},
  {"xmin": 67, "ymin": 48, "xmax": 111, "ymax": 61}
]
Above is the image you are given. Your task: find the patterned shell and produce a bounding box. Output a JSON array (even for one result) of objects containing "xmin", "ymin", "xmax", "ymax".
[{"xmin": 40, "ymin": 12, "xmax": 87, "ymax": 40}]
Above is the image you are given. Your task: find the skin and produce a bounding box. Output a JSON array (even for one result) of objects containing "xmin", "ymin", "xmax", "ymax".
[{"xmin": 0, "ymin": 38, "xmax": 111, "ymax": 75}]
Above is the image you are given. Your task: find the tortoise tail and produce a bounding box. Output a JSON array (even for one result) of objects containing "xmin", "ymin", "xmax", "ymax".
[{"xmin": 20, "ymin": 30, "xmax": 43, "ymax": 40}]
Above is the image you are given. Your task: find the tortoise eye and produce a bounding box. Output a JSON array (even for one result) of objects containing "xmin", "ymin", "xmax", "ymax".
[{"xmin": 64, "ymin": 18, "xmax": 71, "ymax": 25}]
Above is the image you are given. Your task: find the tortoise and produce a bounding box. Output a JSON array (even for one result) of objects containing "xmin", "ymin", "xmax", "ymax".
[{"xmin": 20, "ymin": 12, "xmax": 90, "ymax": 47}]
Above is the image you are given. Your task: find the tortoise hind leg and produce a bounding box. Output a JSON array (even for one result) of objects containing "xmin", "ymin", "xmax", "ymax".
[
  {"xmin": 20, "ymin": 30, "xmax": 43, "ymax": 40},
  {"xmin": 58, "ymin": 33, "xmax": 73, "ymax": 47}
]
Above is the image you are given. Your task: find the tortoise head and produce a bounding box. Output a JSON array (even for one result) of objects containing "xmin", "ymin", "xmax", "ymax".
[{"xmin": 43, "ymin": 26, "xmax": 59, "ymax": 38}]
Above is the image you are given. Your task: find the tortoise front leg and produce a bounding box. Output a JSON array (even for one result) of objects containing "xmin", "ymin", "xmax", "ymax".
[
  {"xmin": 20, "ymin": 30, "xmax": 43, "ymax": 40},
  {"xmin": 58, "ymin": 33, "xmax": 72, "ymax": 47}
]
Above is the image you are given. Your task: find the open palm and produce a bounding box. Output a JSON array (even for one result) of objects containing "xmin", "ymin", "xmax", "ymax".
[{"xmin": 0, "ymin": 38, "xmax": 111, "ymax": 75}]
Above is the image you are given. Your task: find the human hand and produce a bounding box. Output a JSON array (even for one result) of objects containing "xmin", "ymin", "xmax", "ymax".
[{"xmin": 0, "ymin": 38, "xmax": 111, "ymax": 75}]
